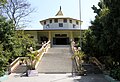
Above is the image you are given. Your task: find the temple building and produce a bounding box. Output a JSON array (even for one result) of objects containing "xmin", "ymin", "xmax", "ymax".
[{"xmin": 24, "ymin": 6, "xmax": 83, "ymax": 47}]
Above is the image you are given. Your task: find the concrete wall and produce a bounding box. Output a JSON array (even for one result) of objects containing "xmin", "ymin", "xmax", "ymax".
[
  {"xmin": 24, "ymin": 31, "xmax": 38, "ymax": 41},
  {"xmin": 37, "ymin": 31, "xmax": 49, "ymax": 43},
  {"xmin": 24, "ymin": 30, "xmax": 83, "ymax": 46},
  {"xmin": 42, "ymin": 19, "xmax": 80, "ymax": 30}
]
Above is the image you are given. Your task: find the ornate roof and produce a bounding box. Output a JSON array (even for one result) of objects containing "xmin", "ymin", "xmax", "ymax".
[
  {"xmin": 55, "ymin": 6, "xmax": 63, "ymax": 16},
  {"xmin": 40, "ymin": 6, "xmax": 83, "ymax": 23}
]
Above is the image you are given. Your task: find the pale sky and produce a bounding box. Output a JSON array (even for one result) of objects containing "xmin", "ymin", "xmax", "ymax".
[{"xmin": 25, "ymin": 0, "xmax": 99, "ymax": 30}]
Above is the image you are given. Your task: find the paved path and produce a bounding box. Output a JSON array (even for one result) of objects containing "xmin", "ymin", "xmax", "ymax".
[
  {"xmin": 36, "ymin": 47, "xmax": 72, "ymax": 73},
  {"xmin": 4, "ymin": 73, "xmax": 109, "ymax": 82}
]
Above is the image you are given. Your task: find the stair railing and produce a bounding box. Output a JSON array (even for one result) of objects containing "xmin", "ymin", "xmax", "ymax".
[
  {"xmin": 90, "ymin": 57, "xmax": 105, "ymax": 71},
  {"xmin": 9, "ymin": 40, "xmax": 51, "ymax": 73},
  {"xmin": 70, "ymin": 41, "xmax": 85, "ymax": 75}
]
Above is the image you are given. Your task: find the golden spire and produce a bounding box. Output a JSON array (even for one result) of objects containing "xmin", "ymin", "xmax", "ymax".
[{"xmin": 55, "ymin": 6, "xmax": 63, "ymax": 16}]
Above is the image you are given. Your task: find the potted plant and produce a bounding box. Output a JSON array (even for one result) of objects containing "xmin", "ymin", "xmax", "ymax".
[{"xmin": 26, "ymin": 51, "xmax": 38, "ymax": 77}]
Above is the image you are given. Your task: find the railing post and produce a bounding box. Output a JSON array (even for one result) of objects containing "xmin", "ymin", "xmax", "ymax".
[
  {"xmin": 8, "ymin": 65, "xmax": 11, "ymax": 74},
  {"xmin": 72, "ymin": 58, "xmax": 74, "ymax": 76}
]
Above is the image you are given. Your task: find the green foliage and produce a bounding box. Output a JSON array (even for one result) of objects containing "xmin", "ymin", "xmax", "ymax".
[
  {"xmin": 14, "ymin": 31, "xmax": 37, "ymax": 70},
  {"xmin": 0, "ymin": 15, "xmax": 15, "ymax": 61},
  {"xmin": 110, "ymin": 67, "xmax": 120, "ymax": 80},
  {"xmin": 0, "ymin": 44, "xmax": 8, "ymax": 76},
  {"xmin": 83, "ymin": 0, "xmax": 120, "ymax": 57},
  {"xmin": 26, "ymin": 51, "xmax": 38, "ymax": 70},
  {"xmin": 72, "ymin": 51, "xmax": 86, "ymax": 60},
  {"xmin": 0, "ymin": 15, "xmax": 15, "ymax": 76},
  {"xmin": 82, "ymin": 29, "xmax": 96, "ymax": 56},
  {"xmin": 0, "ymin": 15, "xmax": 36, "ymax": 76},
  {"xmin": 0, "ymin": 0, "xmax": 35, "ymax": 76},
  {"xmin": 0, "ymin": 0, "xmax": 6, "ymax": 4},
  {"xmin": 14, "ymin": 31, "xmax": 36, "ymax": 57},
  {"xmin": 82, "ymin": 0, "xmax": 120, "ymax": 80},
  {"xmin": 0, "ymin": 55, "xmax": 7, "ymax": 76}
]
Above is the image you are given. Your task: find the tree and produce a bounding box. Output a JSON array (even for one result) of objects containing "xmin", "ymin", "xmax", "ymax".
[
  {"xmin": 102, "ymin": 0, "xmax": 120, "ymax": 62},
  {"xmin": 0, "ymin": 0, "xmax": 6, "ymax": 4},
  {"xmin": 0, "ymin": 15, "xmax": 14, "ymax": 76},
  {"xmin": 82, "ymin": 29, "xmax": 96, "ymax": 56},
  {"xmin": 83, "ymin": 0, "xmax": 120, "ymax": 80},
  {"xmin": 0, "ymin": 0, "xmax": 6, "ymax": 14},
  {"xmin": 0, "ymin": 15, "xmax": 16, "ymax": 62},
  {"xmin": 0, "ymin": 0, "xmax": 36, "ymax": 77},
  {"xmin": 15, "ymin": 31, "xmax": 36, "ymax": 57},
  {"xmin": 0, "ymin": 0, "xmax": 34, "ymax": 28},
  {"xmin": 0, "ymin": 44, "xmax": 8, "ymax": 76},
  {"xmin": 82, "ymin": 0, "xmax": 108, "ymax": 57},
  {"xmin": 0, "ymin": 16, "xmax": 36, "ymax": 76}
]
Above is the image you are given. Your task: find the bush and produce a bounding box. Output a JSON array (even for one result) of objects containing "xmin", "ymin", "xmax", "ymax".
[
  {"xmin": 72, "ymin": 51, "xmax": 86, "ymax": 61},
  {"xmin": 0, "ymin": 56, "xmax": 7, "ymax": 76},
  {"xmin": 110, "ymin": 67, "xmax": 120, "ymax": 81}
]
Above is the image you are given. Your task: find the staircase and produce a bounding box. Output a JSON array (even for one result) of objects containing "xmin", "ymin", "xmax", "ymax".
[{"xmin": 37, "ymin": 47, "xmax": 72, "ymax": 73}]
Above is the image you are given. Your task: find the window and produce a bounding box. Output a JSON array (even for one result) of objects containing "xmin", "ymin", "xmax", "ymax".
[
  {"xmin": 73, "ymin": 24, "xmax": 76, "ymax": 28},
  {"xmin": 44, "ymin": 21, "xmax": 46, "ymax": 25},
  {"xmin": 50, "ymin": 20, "xmax": 52, "ymax": 23},
  {"xmin": 61, "ymin": 34, "xmax": 67, "ymax": 37},
  {"xmin": 46, "ymin": 24, "xmax": 49, "ymax": 28},
  {"xmin": 63, "ymin": 19, "xmax": 67, "ymax": 23},
  {"xmin": 55, "ymin": 34, "xmax": 60, "ymax": 37},
  {"xmin": 55, "ymin": 34, "xmax": 67, "ymax": 37},
  {"xmin": 69, "ymin": 20, "xmax": 72, "ymax": 23},
  {"xmin": 54, "ymin": 19, "xmax": 58, "ymax": 23},
  {"xmin": 59, "ymin": 23, "xmax": 63, "ymax": 27},
  {"xmin": 41, "ymin": 36, "xmax": 48, "ymax": 42},
  {"xmin": 76, "ymin": 21, "xmax": 79, "ymax": 25}
]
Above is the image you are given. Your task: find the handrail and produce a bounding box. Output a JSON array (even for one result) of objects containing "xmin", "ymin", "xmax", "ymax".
[
  {"xmin": 10, "ymin": 57, "xmax": 19, "ymax": 67},
  {"xmin": 37, "ymin": 40, "xmax": 50, "ymax": 52},
  {"xmin": 70, "ymin": 41, "xmax": 83, "ymax": 74},
  {"xmin": 9, "ymin": 57, "xmax": 28, "ymax": 73},
  {"xmin": 10, "ymin": 57, "xmax": 28, "ymax": 67},
  {"xmin": 9, "ymin": 40, "xmax": 51, "ymax": 73},
  {"xmin": 70, "ymin": 41, "xmax": 104, "ymax": 75},
  {"xmin": 33, "ymin": 40, "xmax": 51, "ymax": 69},
  {"xmin": 74, "ymin": 56, "xmax": 81, "ymax": 72},
  {"xmin": 90, "ymin": 57, "xmax": 104, "ymax": 70}
]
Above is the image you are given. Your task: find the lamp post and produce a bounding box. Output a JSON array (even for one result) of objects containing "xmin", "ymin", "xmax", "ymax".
[
  {"xmin": 79, "ymin": 0, "xmax": 84, "ymax": 75},
  {"xmin": 79, "ymin": 0, "xmax": 82, "ymax": 48}
]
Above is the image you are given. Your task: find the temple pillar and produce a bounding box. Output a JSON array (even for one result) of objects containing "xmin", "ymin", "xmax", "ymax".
[
  {"xmin": 70, "ymin": 31, "xmax": 73, "ymax": 41},
  {"xmin": 48, "ymin": 31, "xmax": 52, "ymax": 47}
]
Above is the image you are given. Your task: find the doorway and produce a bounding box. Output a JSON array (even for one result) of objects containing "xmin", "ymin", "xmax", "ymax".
[{"xmin": 53, "ymin": 37, "xmax": 69, "ymax": 45}]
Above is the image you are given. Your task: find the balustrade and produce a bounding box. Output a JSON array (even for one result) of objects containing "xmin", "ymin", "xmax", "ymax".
[{"xmin": 9, "ymin": 40, "xmax": 51, "ymax": 74}]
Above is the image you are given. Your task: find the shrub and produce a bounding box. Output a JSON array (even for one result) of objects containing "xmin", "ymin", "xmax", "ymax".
[{"xmin": 110, "ymin": 67, "xmax": 120, "ymax": 81}]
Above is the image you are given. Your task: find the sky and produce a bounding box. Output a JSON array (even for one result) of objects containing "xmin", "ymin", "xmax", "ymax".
[{"xmin": 26, "ymin": 0, "xmax": 99, "ymax": 30}]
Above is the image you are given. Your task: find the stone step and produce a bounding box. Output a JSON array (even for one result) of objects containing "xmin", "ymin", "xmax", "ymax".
[
  {"xmin": 48, "ymin": 47, "xmax": 70, "ymax": 53},
  {"xmin": 37, "ymin": 47, "xmax": 72, "ymax": 73},
  {"xmin": 12, "ymin": 64, "xmax": 27, "ymax": 73}
]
